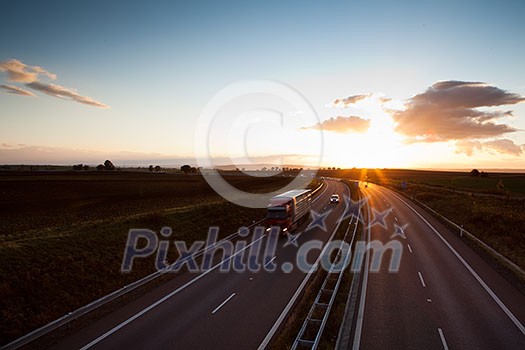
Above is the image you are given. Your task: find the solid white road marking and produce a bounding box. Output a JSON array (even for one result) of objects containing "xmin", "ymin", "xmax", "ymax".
[
  {"xmin": 264, "ymin": 256, "xmax": 276, "ymax": 268},
  {"xmin": 407, "ymin": 244, "xmax": 413, "ymax": 253},
  {"xmin": 212, "ymin": 293, "xmax": 236, "ymax": 314},
  {"xmin": 389, "ymin": 190, "xmax": 525, "ymax": 336},
  {"xmin": 79, "ymin": 233, "xmax": 267, "ymax": 350},
  {"xmin": 438, "ymin": 328, "xmax": 449, "ymax": 350},
  {"xmin": 418, "ymin": 272, "xmax": 427, "ymax": 287}
]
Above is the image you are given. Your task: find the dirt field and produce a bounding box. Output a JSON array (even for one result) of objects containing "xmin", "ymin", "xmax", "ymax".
[{"xmin": 0, "ymin": 171, "xmax": 302, "ymax": 344}]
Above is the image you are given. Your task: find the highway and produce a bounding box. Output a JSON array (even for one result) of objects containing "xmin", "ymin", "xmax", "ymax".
[
  {"xmin": 51, "ymin": 180, "xmax": 350, "ymax": 350},
  {"xmin": 350, "ymin": 183, "xmax": 525, "ymax": 349}
]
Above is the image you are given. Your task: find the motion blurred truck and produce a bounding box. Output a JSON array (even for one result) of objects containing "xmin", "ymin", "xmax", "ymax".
[{"xmin": 266, "ymin": 189, "xmax": 312, "ymax": 234}]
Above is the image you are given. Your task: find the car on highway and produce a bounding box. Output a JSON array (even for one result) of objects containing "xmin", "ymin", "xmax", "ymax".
[{"xmin": 330, "ymin": 194, "xmax": 340, "ymax": 203}]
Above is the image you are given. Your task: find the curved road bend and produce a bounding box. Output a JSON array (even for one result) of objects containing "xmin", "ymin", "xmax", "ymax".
[{"xmin": 351, "ymin": 183, "xmax": 525, "ymax": 350}]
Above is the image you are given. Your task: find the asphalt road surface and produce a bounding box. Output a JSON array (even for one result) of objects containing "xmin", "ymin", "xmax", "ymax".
[
  {"xmin": 350, "ymin": 183, "xmax": 525, "ymax": 350},
  {"xmin": 51, "ymin": 180, "xmax": 350, "ymax": 350}
]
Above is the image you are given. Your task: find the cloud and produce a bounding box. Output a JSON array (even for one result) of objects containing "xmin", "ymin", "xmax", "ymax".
[
  {"xmin": 0, "ymin": 144, "xmax": 171, "ymax": 165},
  {"xmin": 25, "ymin": 81, "xmax": 109, "ymax": 108},
  {"xmin": 455, "ymin": 140, "xmax": 482, "ymax": 156},
  {"xmin": 332, "ymin": 93, "xmax": 372, "ymax": 108},
  {"xmin": 0, "ymin": 58, "xmax": 109, "ymax": 108},
  {"xmin": 483, "ymin": 139, "xmax": 523, "ymax": 156},
  {"xmin": 393, "ymin": 81, "xmax": 524, "ymax": 142},
  {"xmin": 302, "ymin": 116, "xmax": 370, "ymax": 133},
  {"xmin": 1, "ymin": 84, "xmax": 35, "ymax": 97},
  {"xmin": 0, "ymin": 59, "xmax": 56, "ymax": 83},
  {"xmin": 455, "ymin": 138, "xmax": 523, "ymax": 156}
]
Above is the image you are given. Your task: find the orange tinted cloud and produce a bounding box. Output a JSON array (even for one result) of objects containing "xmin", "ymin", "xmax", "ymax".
[
  {"xmin": 26, "ymin": 81, "xmax": 109, "ymax": 108},
  {"xmin": 393, "ymin": 81, "xmax": 524, "ymax": 142},
  {"xmin": 0, "ymin": 58, "xmax": 109, "ymax": 109},
  {"xmin": 455, "ymin": 138, "xmax": 523, "ymax": 156},
  {"xmin": 0, "ymin": 84, "xmax": 35, "ymax": 96},
  {"xmin": 332, "ymin": 93, "xmax": 372, "ymax": 108},
  {"xmin": 0, "ymin": 59, "xmax": 56, "ymax": 83},
  {"xmin": 302, "ymin": 115, "xmax": 370, "ymax": 133}
]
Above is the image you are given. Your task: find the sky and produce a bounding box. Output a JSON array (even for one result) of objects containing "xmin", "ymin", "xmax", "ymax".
[{"xmin": 1, "ymin": 0, "xmax": 525, "ymax": 169}]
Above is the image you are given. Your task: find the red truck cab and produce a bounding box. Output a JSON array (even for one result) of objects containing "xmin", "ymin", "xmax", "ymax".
[{"xmin": 266, "ymin": 198, "xmax": 293, "ymax": 233}]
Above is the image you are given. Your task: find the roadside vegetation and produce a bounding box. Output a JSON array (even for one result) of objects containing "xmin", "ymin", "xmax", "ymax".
[{"xmin": 406, "ymin": 186, "xmax": 525, "ymax": 271}]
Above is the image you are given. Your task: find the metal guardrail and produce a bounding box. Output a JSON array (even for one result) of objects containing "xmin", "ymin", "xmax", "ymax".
[
  {"xmin": 292, "ymin": 209, "xmax": 359, "ymax": 349},
  {"xmin": 334, "ymin": 182, "xmax": 525, "ymax": 350},
  {"xmin": 2, "ymin": 181, "xmax": 326, "ymax": 350},
  {"xmin": 334, "ymin": 188, "xmax": 365, "ymax": 350},
  {"xmin": 394, "ymin": 190, "xmax": 525, "ymax": 278},
  {"xmin": 360, "ymin": 181, "xmax": 524, "ymax": 279},
  {"xmin": 257, "ymin": 180, "xmax": 346, "ymax": 350},
  {"xmin": 1, "ymin": 219, "xmax": 265, "ymax": 350}
]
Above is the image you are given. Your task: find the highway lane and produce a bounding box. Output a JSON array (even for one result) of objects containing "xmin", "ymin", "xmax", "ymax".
[
  {"xmin": 352, "ymin": 183, "xmax": 525, "ymax": 349},
  {"xmin": 51, "ymin": 180, "xmax": 350, "ymax": 350}
]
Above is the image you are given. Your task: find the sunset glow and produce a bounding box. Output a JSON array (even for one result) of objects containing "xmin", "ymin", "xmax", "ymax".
[{"xmin": 1, "ymin": 1, "xmax": 524, "ymax": 170}]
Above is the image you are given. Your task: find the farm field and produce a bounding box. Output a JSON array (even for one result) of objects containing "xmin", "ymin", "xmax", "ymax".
[
  {"xmin": 0, "ymin": 171, "xmax": 307, "ymax": 343},
  {"xmin": 318, "ymin": 168, "xmax": 525, "ymax": 197}
]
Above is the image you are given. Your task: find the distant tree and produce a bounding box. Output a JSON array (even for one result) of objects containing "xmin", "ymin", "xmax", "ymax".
[
  {"xmin": 96, "ymin": 164, "xmax": 105, "ymax": 171},
  {"xmin": 104, "ymin": 160, "xmax": 115, "ymax": 171},
  {"xmin": 262, "ymin": 167, "xmax": 268, "ymax": 171},
  {"xmin": 155, "ymin": 165, "xmax": 161, "ymax": 172},
  {"xmin": 181, "ymin": 164, "xmax": 191, "ymax": 173},
  {"xmin": 190, "ymin": 166, "xmax": 197, "ymax": 173},
  {"xmin": 83, "ymin": 165, "xmax": 90, "ymax": 171},
  {"xmin": 149, "ymin": 165, "xmax": 154, "ymax": 172},
  {"xmin": 73, "ymin": 164, "xmax": 83, "ymax": 171},
  {"xmin": 470, "ymin": 169, "xmax": 480, "ymax": 177},
  {"xmin": 480, "ymin": 171, "xmax": 488, "ymax": 178}
]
